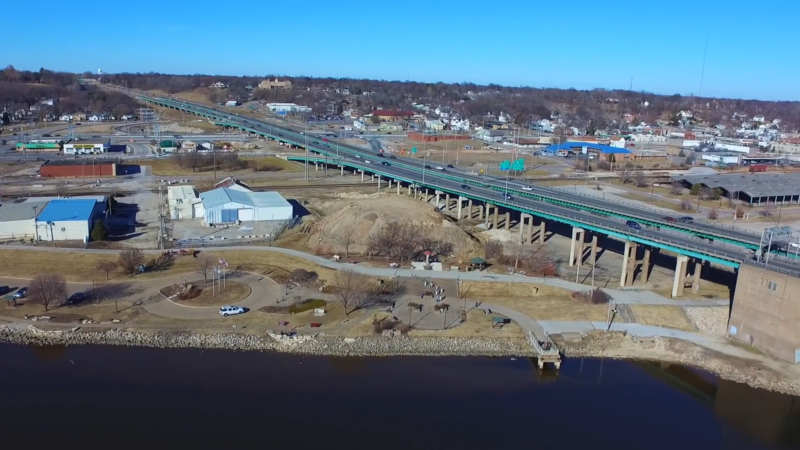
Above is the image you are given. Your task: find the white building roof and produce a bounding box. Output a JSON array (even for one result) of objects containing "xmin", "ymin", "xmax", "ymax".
[
  {"xmin": 0, "ymin": 201, "xmax": 50, "ymax": 222},
  {"xmin": 167, "ymin": 185, "xmax": 199, "ymax": 203},
  {"xmin": 200, "ymin": 188, "xmax": 291, "ymax": 209},
  {"xmin": 18, "ymin": 195, "xmax": 106, "ymax": 203}
]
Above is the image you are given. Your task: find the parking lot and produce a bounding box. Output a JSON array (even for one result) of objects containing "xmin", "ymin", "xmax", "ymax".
[
  {"xmin": 170, "ymin": 218, "xmax": 288, "ymax": 247},
  {"xmin": 107, "ymin": 191, "xmax": 162, "ymax": 247}
]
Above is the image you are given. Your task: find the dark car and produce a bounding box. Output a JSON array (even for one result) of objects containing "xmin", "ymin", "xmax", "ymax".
[
  {"xmin": 66, "ymin": 292, "xmax": 85, "ymax": 305},
  {"xmin": 501, "ymin": 193, "xmax": 513, "ymax": 200},
  {"xmin": 662, "ymin": 216, "xmax": 677, "ymax": 223},
  {"xmin": 677, "ymin": 216, "xmax": 694, "ymax": 224},
  {"xmin": 0, "ymin": 286, "xmax": 9, "ymax": 295},
  {"xmin": 388, "ymin": 155, "xmax": 396, "ymax": 159},
  {"xmin": 424, "ymin": 165, "xmax": 432, "ymax": 169},
  {"xmin": 381, "ymin": 161, "xmax": 390, "ymax": 166},
  {"xmin": 446, "ymin": 164, "xmax": 454, "ymax": 168},
  {"xmin": 376, "ymin": 153, "xmax": 384, "ymax": 157},
  {"xmin": 14, "ymin": 287, "xmax": 27, "ymax": 299},
  {"xmin": 460, "ymin": 184, "xmax": 471, "ymax": 190},
  {"xmin": 626, "ymin": 220, "xmax": 642, "ymax": 230}
]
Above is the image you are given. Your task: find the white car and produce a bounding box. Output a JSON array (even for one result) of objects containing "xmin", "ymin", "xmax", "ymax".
[
  {"xmin": 435, "ymin": 166, "xmax": 444, "ymax": 170},
  {"xmin": 364, "ymin": 159, "xmax": 372, "ymax": 164},
  {"xmin": 522, "ymin": 186, "xmax": 534, "ymax": 191},
  {"xmin": 219, "ymin": 305, "xmax": 245, "ymax": 317}
]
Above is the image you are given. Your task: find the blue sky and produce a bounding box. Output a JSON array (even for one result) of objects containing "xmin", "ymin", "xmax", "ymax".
[{"xmin": 5, "ymin": 0, "xmax": 799, "ymax": 101}]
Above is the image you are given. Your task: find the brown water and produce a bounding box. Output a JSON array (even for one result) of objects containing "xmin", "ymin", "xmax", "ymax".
[{"xmin": 0, "ymin": 344, "xmax": 797, "ymax": 450}]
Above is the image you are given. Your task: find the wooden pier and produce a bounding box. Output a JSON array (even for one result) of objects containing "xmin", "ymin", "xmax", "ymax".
[{"xmin": 528, "ymin": 331, "xmax": 562, "ymax": 369}]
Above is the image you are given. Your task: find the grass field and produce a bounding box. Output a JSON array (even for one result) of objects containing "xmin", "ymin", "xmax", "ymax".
[
  {"xmin": 631, "ymin": 305, "xmax": 698, "ymax": 332},
  {"xmin": 146, "ymin": 155, "xmax": 302, "ymax": 176}
]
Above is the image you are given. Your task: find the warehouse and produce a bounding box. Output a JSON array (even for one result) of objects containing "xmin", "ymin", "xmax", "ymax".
[
  {"xmin": 34, "ymin": 199, "xmax": 102, "ymax": 242},
  {"xmin": 199, "ymin": 188, "xmax": 292, "ymax": 225},
  {"xmin": 40, "ymin": 159, "xmax": 118, "ymax": 178},
  {"xmin": 0, "ymin": 201, "xmax": 49, "ymax": 239},
  {"xmin": 63, "ymin": 140, "xmax": 109, "ymax": 155},
  {"xmin": 168, "ymin": 185, "xmax": 203, "ymax": 220}
]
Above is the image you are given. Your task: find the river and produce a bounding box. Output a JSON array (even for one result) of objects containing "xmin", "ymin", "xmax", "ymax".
[{"xmin": 0, "ymin": 344, "xmax": 797, "ymax": 449}]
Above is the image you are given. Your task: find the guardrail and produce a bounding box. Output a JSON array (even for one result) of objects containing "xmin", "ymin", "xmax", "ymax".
[{"xmin": 528, "ymin": 331, "xmax": 560, "ymax": 356}]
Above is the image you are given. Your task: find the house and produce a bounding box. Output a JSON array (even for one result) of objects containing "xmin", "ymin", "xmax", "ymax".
[
  {"xmin": 475, "ymin": 129, "xmax": 504, "ymax": 142},
  {"xmin": 225, "ymin": 100, "xmax": 239, "ymax": 107},
  {"xmin": 59, "ymin": 115, "xmax": 73, "ymax": 122},
  {"xmin": 258, "ymin": 78, "xmax": 292, "ymax": 90},
  {"xmin": 209, "ymin": 82, "xmax": 227, "ymax": 88},
  {"xmin": 449, "ymin": 118, "xmax": 470, "ymax": 131},
  {"xmin": 199, "ymin": 188, "xmax": 293, "ymax": 224},
  {"xmin": 425, "ymin": 119, "xmax": 444, "ymax": 131}
]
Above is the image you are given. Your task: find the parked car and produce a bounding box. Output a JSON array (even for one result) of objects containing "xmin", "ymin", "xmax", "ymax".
[
  {"xmin": 66, "ymin": 292, "xmax": 85, "ymax": 305},
  {"xmin": 0, "ymin": 286, "xmax": 9, "ymax": 295},
  {"xmin": 521, "ymin": 186, "xmax": 534, "ymax": 191},
  {"xmin": 14, "ymin": 287, "xmax": 27, "ymax": 299},
  {"xmin": 219, "ymin": 305, "xmax": 245, "ymax": 317},
  {"xmin": 460, "ymin": 184, "xmax": 471, "ymax": 190},
  {"xmin": 626, "ymin": 220, "xmax": 642, "ymax": 230},
  {"xmin": 662, "ymin": 216, "xmax": 677, "ymax": 223},
  {"xmin": 677, "ymin": 216, "xmax": 694, "ymax": 224}
]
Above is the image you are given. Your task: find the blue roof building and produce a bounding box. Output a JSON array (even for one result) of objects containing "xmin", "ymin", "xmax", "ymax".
[
  {"xmin": 544, "ymin": 143, "xmax": 632, "ymax": 155},
  {"xmin": 35, "ymin": 199, "xmax": 101, "ymax": 242}
]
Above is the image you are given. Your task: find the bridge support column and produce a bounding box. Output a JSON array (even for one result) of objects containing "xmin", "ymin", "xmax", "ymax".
[
  {"xmin": 620, "ymin": 241, "xmax": 637, "ymax": 287},
  {"xmin": 478, "ymin": 204, "xmax": 485, "ymax": 220},
  {"xmin": 692, "ymin": 260, "xmax": 702, "ymax": 292},
  {"xmin": 569, "ymin": 227, "xmax": 585, "ymax": 267},
  {"xmin": 640, "ymin": 248, "xmax": 651, "ymax": 284},
  {"xmin": 504, "ymin": 212, "xmax": 511, "ymax": 231},
  {"xmin": 467, "ymin": 199, "xmax": 473, "ymax": 219},
  {"xmin": 408, "ymin": 184, "xmax": 412, "ymax": 196},
  {"xmin": 388, "ymin": 179, "xmax": 392, "ymax": 189},
  {"xmin": 457, "ymin": 197, "xmax": 464, "ymax": 219},
  {"xmin": 371, "ymin": 174, "xmax": 375, "ymax": 182},
  {"xmin": 396, "ymin": 182, "xmax": 401, "ymax": 195},
  {"xmin": 377, "ymin": 175, "xmax": 381, "ymax": 190},
  {"xmin": 360, "ymin": 171, "xmax": 365, "ymax": 182},
  {"xmin": 315, "ymin": 163, "xmax": 319, "ymax": 172},
  {"xmin": 484, "ymin": 205, "xmax": 492, "ymax": 228},
  {"xmin": 340, "ymin": 166, "xmax": 344, "ymax": 176},
  {"xmin": 445, "ymin": 193, "xmax": 450, "ymax": 210},
  {"xmin": 493, "ymin": 206, "xmax": 500, "ymax": 230},
  {"xmin": 671, "ymin": 255, "xmax": 690, "ymax": 298},
  {"xmin": 589, "ymin": 235, "xmax": 598, "ymax": 266},
  {"xmin": 538, "ymin": 221, "xmax": 546, "ymax": 244},
  {"xmin": 519, "ymin": 214, "xmax": 531, "ymax": 243}
]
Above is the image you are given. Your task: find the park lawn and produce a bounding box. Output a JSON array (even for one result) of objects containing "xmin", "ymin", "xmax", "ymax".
[{"xmin": 631, "ymin": 305, "xmax": 697, "ymax": 332}]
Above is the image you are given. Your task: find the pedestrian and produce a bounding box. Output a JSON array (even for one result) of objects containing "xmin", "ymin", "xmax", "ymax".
[
  {"xmin": 392, "ymin": 301, "xmax": 396, "ymax": 309},
  {"xmin": 420, "ymin": 293, "xmax": 424, "ymax": 299}
]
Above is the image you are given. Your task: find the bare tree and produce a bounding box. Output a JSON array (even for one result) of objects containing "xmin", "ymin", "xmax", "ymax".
[
  {"xmin": 484, "ymin": 240, "xmax": 504, "ymax": 260},
  {"xmin": 633, "ymin": 171, "xmax": 647, "ymax": 187},
  {"xmin": 333, "ymin": 268, "xmax": 370, "ymax": 315},
  {"xmin": 328, "ymin": 228, "xmax": 358, "ymax": 258},
  {"xmin": 707, "ymin": 208, "xmax": 719, "ymax": 220},
  {"xmin": 699, "ymin": 186, "xmax": 715, "ymax": 201},
  {"xmin": 196, "ymin": 255, "xmax": 214, "ymax": 283},
  {"xmin": 759, "ymin": 203, "xmax": 776, "ymax": 218},
  {"xmin": 28, "ymin": 273, "xmax": 67, "ymax": 312},
  {"xmin": 617, "ymin": 167, "xmax": 634, "ymax": 184},
  {"xmin": 680, "ymin": 199, "xmax": 694, "ymax": 211},
  {"xmin": 95, "ymin": 260, "xmax": 118, "ymax": 280},
  {"xmin": 669, "ymin": 183, "xmax": 685, "ymax": 196},
  {"xmin": 117, "ymin": 248, "xmax": 145, "ymax": 276}
]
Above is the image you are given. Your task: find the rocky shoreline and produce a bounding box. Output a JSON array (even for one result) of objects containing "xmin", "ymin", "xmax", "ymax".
[
  {"xmin": 2, "ymin": 325, "xmax": 798, "ymax": 397},
  {"xmin": 0, "ymin": 325, "xmax": 534, "ymax": 357}
]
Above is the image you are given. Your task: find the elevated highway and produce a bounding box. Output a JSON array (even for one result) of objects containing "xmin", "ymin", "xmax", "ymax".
[{"xmin": 123, "ymin": 90, "xmax": 800, "ymax": 277}]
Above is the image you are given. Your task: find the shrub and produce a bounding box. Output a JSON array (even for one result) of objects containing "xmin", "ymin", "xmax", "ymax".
[
  {"xmin": 90, "ymin": 220, "xmax": 107, "ymax": 241},
  {"xmin": 288, "ymin": 299, "xmax": 327, "ymax": 314},
  {"xmin": 571, "ymin": 288, "xmax": 611, "ymax": 304},
  {"xmin": 289, "ymin": 269, "xmax": 317, "ymax": 284},
  {"xmin": 707, "ymin": 208, "xmax": 719, "ymax": 220}
]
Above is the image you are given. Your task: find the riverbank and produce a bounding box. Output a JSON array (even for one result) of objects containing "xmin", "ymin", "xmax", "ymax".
[{"xmin": 2, "ymin": 323, "xmax": 799, "ymax": 397}]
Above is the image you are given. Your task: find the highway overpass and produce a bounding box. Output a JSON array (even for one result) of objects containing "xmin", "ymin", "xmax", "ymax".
[{"xmin": 125, "ymin": 90, "xmax": 800, "ymax": 283}]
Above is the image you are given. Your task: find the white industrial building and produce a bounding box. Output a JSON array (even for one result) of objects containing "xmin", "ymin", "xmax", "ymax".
[
  {"xmin": 168, "ymin": 185, "xmax": 203, "ymax": 220},
  {"xmin": 199, "ymin": 188, "xmax": 292, "ymax": 225},
  {"xmin": 701, "ymin": 153, "xmax": 740, "ymax": 165},
  {"xmin": 0, "ymin": 201, "xmax": 49, "ymax": 239},
  {"xmin": 63, "ymin": 141, "xmax": 108, "ymax": 155},
  {"xmin": 34, "ymin": 199, "xmax": 103, "ymax": 242},
  {"xmin": 266, "ymin": 103, "xmax": 312, "ymax": 113}
]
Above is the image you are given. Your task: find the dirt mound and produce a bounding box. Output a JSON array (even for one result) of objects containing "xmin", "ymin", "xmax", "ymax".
[{"xmin": 308, "ymin": 194, "xmax": 480, "ymax": 259}]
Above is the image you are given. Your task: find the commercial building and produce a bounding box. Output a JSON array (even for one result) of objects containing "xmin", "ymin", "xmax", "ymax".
[
  {"xmin": 34, "ymin": 199, "xmax": 103, "ymax": 241},
  {"xmin": 167, "ymin": 185, "xmax": 203, "ymax": 220},
  {"xmin": 258, "ymin": 78, "xmax": 292, "ymax": 90},
  {"xmin": 408, "ymin": 132, "xmax": 470, "ymax": 142},
  {"xmin": 266, "ymin": 103, "xmax": 312, "ymax": 113},
  {"xmin": 39, "ymin": 160, "xmax": 118, "ymax": 178},
  {"xmin": 16, "ymin": 142, "xmax": 61, "ymax": 152},
  {"xmin": 701, "ymin": 153, "xmax": 740, "ymax": 165},
  {"xmin": 199, "ymin": 188, "xmax": 292, "ymax": 225},
  {"xmin": 771, "ymin": 142, "xmax": 800, "ymax": 154},
  {"xmin": 371, "ymin": 110, "xmax": 415, "ymax": 121},
  {"xmin": 0, "ymin": 200, "xmax": 49, "ymax": 239},
  {"xmin": 675, "ymin": 173, "xmax": 800, "ymax": 205},
  {"xmin": 63, "ymin": 140, "xmax": 109, "ymax": 155}
]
